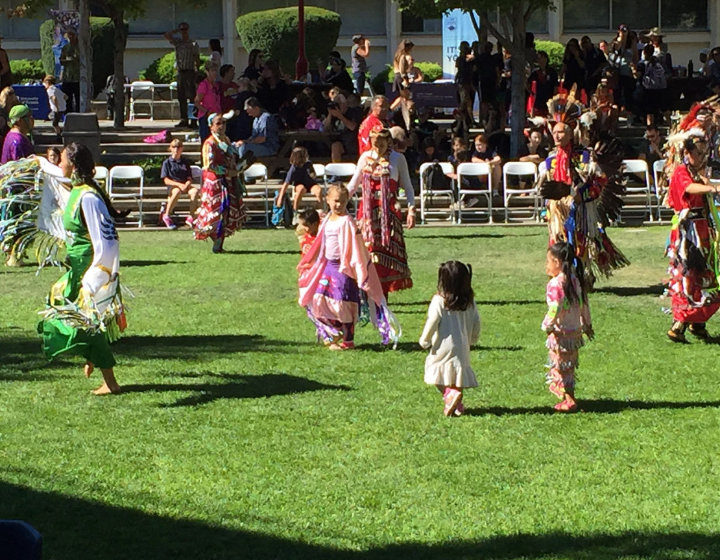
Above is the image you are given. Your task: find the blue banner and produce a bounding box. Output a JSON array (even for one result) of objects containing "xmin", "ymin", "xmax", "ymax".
[{"xmin": 441, "ymin": 9, "xmax": 479, "ymax": 79}]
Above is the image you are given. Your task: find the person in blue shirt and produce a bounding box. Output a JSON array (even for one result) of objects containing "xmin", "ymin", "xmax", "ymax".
[
  {"xmin": 160, "ymin": 138, "xmax": 199, "ymax": 228},
  {"xmin": 236, "ymin": 97, "xmax": 279, "ymax": 158}
]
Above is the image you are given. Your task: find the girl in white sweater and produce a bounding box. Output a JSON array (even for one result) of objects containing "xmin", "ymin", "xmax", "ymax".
[{"xmin": 419, "ymin": 261, "xmax": 481, "ymax": 416}]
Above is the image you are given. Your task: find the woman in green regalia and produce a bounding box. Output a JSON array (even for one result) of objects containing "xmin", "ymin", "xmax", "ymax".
[{"xmin": 39, "ymin": 143, "xmax": 128, "ymax": 395}]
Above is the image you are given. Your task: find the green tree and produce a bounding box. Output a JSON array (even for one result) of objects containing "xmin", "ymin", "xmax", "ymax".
[
  {"xmin": 397, "ymin": 0, "xmax": 555, "ymax": 157},
  {"xmin": 11, "ymin": 0, "xmax": 203, "ymax": 129}
]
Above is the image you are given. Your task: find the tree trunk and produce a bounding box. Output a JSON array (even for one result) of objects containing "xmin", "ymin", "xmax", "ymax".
[
  {"xmin": 78, "ymin": 0, "xmax": 91, "ymax": 112},
  {"xmin": 111, "ymin": 12, "xmax": 126, "ymax": 129},
  {"xmin": 508, "ymin": 6, "xmax": 526, "ymax": 159}
]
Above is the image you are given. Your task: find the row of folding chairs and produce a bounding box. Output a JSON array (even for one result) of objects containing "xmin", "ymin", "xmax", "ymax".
[{"xmin": 420, "ymin": 158, "xmax": 668, "ymax": 224}]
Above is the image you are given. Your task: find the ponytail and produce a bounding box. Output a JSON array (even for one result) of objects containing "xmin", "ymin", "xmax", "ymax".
[{"xmin": 548, "ymin": 241, "xmax": 584, "ymax": 304}]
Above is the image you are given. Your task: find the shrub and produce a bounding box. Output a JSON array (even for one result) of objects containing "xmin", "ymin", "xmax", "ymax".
[
  {"xmin": 40, "ymin": 17, "xmax": 127, "ymax": 98},
  {"xmin": 9, "ymin": 59, "xmax": 45, "ymax": 83},
  {"xmin": 135, "ymin": 155, "xmax": 167, "ymax": 183},
  {"xmin": 139, "ymin": 52, "xmax": 210, "ymax": 84},
  {"xmin": 414, "ymin": 62, "xmax": 443, "ymax": 82},
  {"xmin": 236, "ymin": 7, "xmax": 341, "ymax": 76},
  {"xmin": 535, "ymin": 40, "xmax": 565, "ymax": 72},
  {"xmin": 370, "ymin": 61, "xmax": 442, "ymax": 95}
]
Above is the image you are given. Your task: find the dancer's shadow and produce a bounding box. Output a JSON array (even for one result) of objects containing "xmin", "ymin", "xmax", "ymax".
[
  {"xmin": 355, "ymin": 341, "xmax": 422, "ymax": 353},
  {"xmin": 465, "ymin": 398, "xmax": 720, "ymax": 416},
  {"xmin": 222, "ymin": 249, "xmax": 297, "ymax": 255},
  {"xmin": 115, "ymin": 334, "xmax": 314, "ymax": 359},
  {"xmin": 121, "ymin": 371, "xmax": 351, "ymax": 407},
  {"xmin": 593, "ymin": 284, "xmax": 664, "ymax": 296},
  {"xmin": 122, "ymin": 260, "xmax": 187, "ymax": 267}
]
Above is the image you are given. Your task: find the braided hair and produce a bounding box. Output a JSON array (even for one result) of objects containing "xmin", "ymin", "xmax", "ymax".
[
  {"xmin": 547, "ymin": 241, "xmax": 586, "ymax": 305},
  {"xmin": 64, "ymin": 143, "xmax": 129, "ymax": 221}
]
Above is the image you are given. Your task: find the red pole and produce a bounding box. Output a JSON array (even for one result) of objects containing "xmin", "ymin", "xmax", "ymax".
[{"xmin": 295, "ymin": 0, "xmax": 308, "ymax": 80}]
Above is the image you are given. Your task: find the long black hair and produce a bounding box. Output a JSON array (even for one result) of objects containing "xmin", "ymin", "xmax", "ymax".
[
  {"xmin": 64, "ymin": 142, "xmax": 129, "ymax": 221},
  {"xmin": 438, "ymin": 260, "xmax": 474, "ymax": 311},
  {"xmin": 547, "ymin": 241, "xmax": 586, "ymax": 304}
]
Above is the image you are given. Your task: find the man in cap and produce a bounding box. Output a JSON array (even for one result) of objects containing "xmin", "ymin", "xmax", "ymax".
[{"xmin": 1, "ymin": 104, "xmax": 35, "ymax": 164}]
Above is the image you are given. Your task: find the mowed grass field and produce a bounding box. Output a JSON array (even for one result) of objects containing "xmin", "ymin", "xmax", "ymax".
[{"xmin": 2, "ymin": 225, "xmax": 720, "ymax": 560}]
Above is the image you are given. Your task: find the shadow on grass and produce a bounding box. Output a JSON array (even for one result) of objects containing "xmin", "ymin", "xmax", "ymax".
[
  {"xmin": 115, "ymin": 334, "xmax": 314, "ymax": 359},
  {"xmin": 222, "ymin": 249, "xmax": 298, "ymax": 255},
  {"xmin": 466, "ymin": 398, "xmax": 720, "ymax": 416},
  {"xmin": 2, "ymin": 479, "xmax": 719, "ymax": 559},
  {"xmin": 476, "ymin": 345, "xmax": 523, "ymax": 351},
  {"xmin": 122, "ymin": 260, "xmax": 188, "ymax": 267},
  {"xmin": 355, "ymin": 341, "xmax": 422, "ymax": 353},
  {"xmin": 1, "ymin": 337, "xmax": 74, "ymax": 371},
  {"xmin": 593, "ymin": 284, "xmax": 664, "ymax": 296},
  {"xmin": 121, "ymin": 372, "xmax": 350, "ymax": 407},
  {"xmin": 391, "ymin": 300, "xmax": 542, "ymax": 308}
]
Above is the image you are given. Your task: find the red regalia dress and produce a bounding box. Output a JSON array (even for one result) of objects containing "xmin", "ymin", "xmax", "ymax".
[
  {"xmin": 351, "ymin": 149, "xmax": 413, "ymax": 295},
  {"xmin": 665, "ymin": 164, "xmax": 720, "ymax": 323},
  {"xmin": 194, "ymin": 133, "xmax": 246, "ymax": 241}
]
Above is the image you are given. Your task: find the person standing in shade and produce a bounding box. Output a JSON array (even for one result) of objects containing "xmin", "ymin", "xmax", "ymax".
[
  {"xmin": 164, "ymin": 22, "xmax": 201, "ymax": 128},
  {"xmin": 60, "ymin": 31, "xmax": 80, "ymax": 113},
  {"xmin": 0, "ymin": 37, "xmax": 12, "ymax": 90},
  {"xmin": 351, "ymin": 34, "xmax": 370, "ymax": 95}
]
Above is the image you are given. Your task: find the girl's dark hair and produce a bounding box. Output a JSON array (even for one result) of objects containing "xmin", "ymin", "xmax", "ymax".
[
  {"xmin": 64, "ymin": 143, "xmax": 129, "ymax": 221},
  {"xmin": 248, "ymin": 49, "xmax": 263, "ymax": 67},
  {"xmin": 298, "ymin": 207, "xmax": 320, "ymax": 226},
  {"xmin": 547, "ymin": 241, "xmax": 585, "ymax": 304},
  {"xmin": 209, "ymin": 38, "xmax": 223, "ymax": 54},
  {"xmin": 219, "ymin": 64, "xmax": 234, "ymax": 79},
  {"xmin": 438, "ymin": 260, "xmax": 474, "ymax": 311}
]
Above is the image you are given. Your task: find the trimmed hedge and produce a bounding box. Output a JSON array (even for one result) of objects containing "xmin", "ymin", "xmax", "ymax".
[
  {"xmin": 10, "ymin": 59, "xmax": 45, "ymax": 83},
  {"xmin": 370, "ymin": 61, "xmax": 442, "ymax": 94},
  {"xmin": 40, "ymin": 17, "xmax": 127, "ymax": 98},
  {"xmin": 139, "ymin": 51, "xmax": 210, "ymax": 84},
  {"xmin": 236, "ymin": 6, "xmax": 341, "ymax": 75},
  {"xmin": 535, "ymin": 40, "xmax": 565, "ymax": 72}
]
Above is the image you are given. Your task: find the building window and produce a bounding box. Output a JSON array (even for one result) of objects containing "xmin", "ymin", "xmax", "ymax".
[
  {"xmin": 563, "ymin": 0, "xmax": 707, "ymax": 31},
  {"xmin": 401, "ymin": 13, "xmax": 441, "ymax": 34}
]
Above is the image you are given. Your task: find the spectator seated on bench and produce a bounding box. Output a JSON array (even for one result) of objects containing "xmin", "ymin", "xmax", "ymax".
[
  {"xmin": 161, "ymin": 138, "xmax": 199, "ymax": 228},
  {"xmin": 237, "ymin": 96, "xmax": 280, "ymax": 159}
]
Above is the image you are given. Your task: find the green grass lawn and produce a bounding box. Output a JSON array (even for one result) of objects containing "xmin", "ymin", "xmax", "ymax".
[{"xmin": 2, "ymin": 225, "xmax": 720, "ymax": 559}]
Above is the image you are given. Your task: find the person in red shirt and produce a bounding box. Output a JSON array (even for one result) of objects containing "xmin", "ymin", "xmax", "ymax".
[
  {"xmin": 357, "ymin": 95, "xmax": 389, "ymax": 155},
  {"xmin": 665, "ymin": 134, "xmax": 720, "ymax": 342},
  {"xmin": 296, "ymin": 207, "xmax": 320, "ymax": 255}
]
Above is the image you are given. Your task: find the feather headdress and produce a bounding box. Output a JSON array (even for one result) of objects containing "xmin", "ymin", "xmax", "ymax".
[{"xmin": 547, "ymin": 85, "xmax": 584, "ymax": 128}]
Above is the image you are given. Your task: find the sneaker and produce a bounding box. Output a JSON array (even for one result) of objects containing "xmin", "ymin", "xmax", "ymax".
[
  {"xmin": 292, "ymin": 211, "xmax": 299, "ymax": 226},
  {"xmin": 443, "ymin": 389, "xmax": 462, "ymax": 417},
  {"xmin": 667, "ymin": 321, "xmax": 688, "ymax": 343},
  {"xmin": 162, "ymin": 214, "xmax": 177, "ymax": 230},
  {"xmin": 185, "ymin": 215, "xmax": 194, "ymax": 228},
  {"xmin": 175, "ymin": 120, "xmax": 189, "ymax": 128},
  {"xmin": 453, "ymin": 401, "xmax": 465, "ymax": 417}
]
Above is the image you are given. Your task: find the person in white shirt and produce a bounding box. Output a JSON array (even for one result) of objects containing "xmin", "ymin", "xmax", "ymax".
[{"xmin": 43, "ymin": 74, "xmax": 67, "ymax": 136}]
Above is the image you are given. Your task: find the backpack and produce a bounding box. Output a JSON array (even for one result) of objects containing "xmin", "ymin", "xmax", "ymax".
[
  {"xmin": 423, "ymin": 162, "xmax": 452, "ymax": 193},
  {"xmin": 270, "ymin": 190, "xmax": 293, "ymax": 228},
  {"xmin": 642, "ymin": 62, "xmax": 667, "ymax": 90}
]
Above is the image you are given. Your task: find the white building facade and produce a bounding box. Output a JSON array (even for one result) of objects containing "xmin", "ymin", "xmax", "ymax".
[{"xmin": 2, "ymin": 0, "xmax": 718, "ymax": 80}]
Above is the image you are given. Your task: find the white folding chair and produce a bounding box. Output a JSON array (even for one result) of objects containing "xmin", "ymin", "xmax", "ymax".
[
  {"xmin": 324, "ymin": 162, "xmax": 357, "ymax": 213},
  {"xmin": 503, "ymin": 161, "xmax": 539, "ymax": 222},
  {"xmin": 129, "ymin": 81, "xmax": 155, "ymax": 121},
  {"xmin": 419, "ymin": 162, "xmax": 455, "ymax": 223},
  {"xmin": 190, "ymin": 164, "xmax": 202, "ymax": 184},
  {"xmin": 457, "ymin": 162, "xmax": 493, "ymax": 224},
  {"xmin": 622, "ymin": 158, "xmax": 654, "ymax": 222},
  {"xmin": 243, "ymin": 162, "xmax": 270, "ymax": 227},
  {"xmin": 93, "ymin": 166, "xmax": 109, "ymax": 188},
  {"xmin": 652, "ymin": 158, "xmax": 667, "ymax": 220},
  {"xmin": 312, "ymin": 163, "xmax": 326, "ymax": 182},
  {"xmin": 107, "ymin": 165, "xmax": 144, "ymax": 227}
]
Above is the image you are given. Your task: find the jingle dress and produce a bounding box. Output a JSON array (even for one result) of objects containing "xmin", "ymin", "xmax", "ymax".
[
  {"xmin": 194, "ymin": 133, "xmax": 246, "ymax": 241},
  {"xmin": 347, "ymin": 149, "xmax": 414, "ymax": 294},
  {"xmin": 665, "ymin": 164, "xmax": 720, "ymax": 323},
  {"xmin": 542, "ymin": 273, "xmax": 591, "ymax": 399},
  {"xmin": 39, "ymin": 183, "xmax": 126, "ymax": 369}
]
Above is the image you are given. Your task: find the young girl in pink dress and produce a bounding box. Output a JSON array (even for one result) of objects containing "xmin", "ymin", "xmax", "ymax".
[
  {"xmin": 542, "ymin": 242, "xmax": 594, "ymax": 412},
  {"xmin": 298, "ymin": 184, "xmax": 399, "ymax": 350}
]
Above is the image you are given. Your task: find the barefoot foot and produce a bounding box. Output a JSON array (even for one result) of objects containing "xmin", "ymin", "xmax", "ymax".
[
  {"xmin": 92, "ymin": 382, "xmax": 121, "ymax": 395},
  {"xmin": 84, "ymin": 362, "xmax": 94, "ymax": 378}
]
